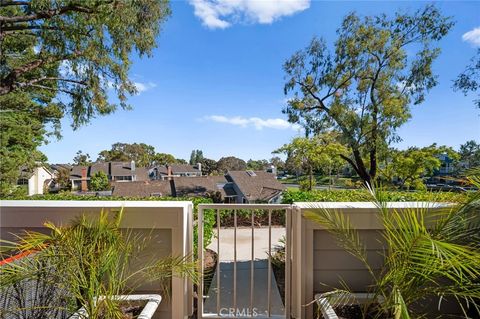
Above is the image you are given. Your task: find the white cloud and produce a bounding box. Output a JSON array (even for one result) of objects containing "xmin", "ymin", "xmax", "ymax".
[
  {"xmin": 462, "ymin": 27, "xmax": 480, "ymax": 47},
  {"xmin": 203, "ymin": 115, "xmax": 301, "ymax": 130},
  {"xmin": 189, "ymin": 0, "xmax": 310, "ymax": 29},
  {"xmin": 134, "ymin": 81, "xmax": 157, "ymax": 93}
]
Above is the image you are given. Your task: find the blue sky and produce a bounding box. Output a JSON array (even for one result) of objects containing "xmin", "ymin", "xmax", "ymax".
[{"xmin": 40, "ymin": 0, "xmax": 480, "ymax": 164}]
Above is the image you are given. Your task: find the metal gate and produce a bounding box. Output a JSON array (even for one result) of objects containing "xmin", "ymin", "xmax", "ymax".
[{"xmin": 197, "ymin": 204, "xmax": 292, "ymax": 318}]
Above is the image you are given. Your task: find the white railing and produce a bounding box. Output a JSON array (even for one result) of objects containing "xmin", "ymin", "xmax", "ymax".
[{"xmin": 197, "ymin": 204, "xmax": 292, "ymax": 319}]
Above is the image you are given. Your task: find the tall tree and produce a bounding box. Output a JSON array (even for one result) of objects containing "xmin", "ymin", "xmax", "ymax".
[
  {"xmin": 0, "ymin": 0, "xmax": 170, "ymax": 194},
  {"xmin": 97, "ymin": 143, "xmax": 156, "ymax": 167},
  {"xmin": 73, "ymin": 150, "xmax": 91, "ymax": 166},
  {"xmin": 458, "ymin": 140, "xmax": 480, "ymax": 170},
  {"xmin": 153, "ymin": 153, "xmax": 177, "ymax": 166},
  {"xmin": 274, "ymin": 134, "xmax": 347, "ymax": 191},
  {"xmin": 282, "ymin": 5, "xmax": 453, "ymax": 185},
  {"xmin": 189, "ymin": 149, "xmax": 204, "ymax": 165},
  {"xmin": 198, "ymin": 158, "xmax": 218, "ymax": 176},
  {"xmin": 269, "ymin": 156, "xmax": 285, "ymax": 171},
  {"xmin": 380, "ymin": 144, "xmax": 459, "ymax": 190},
  {"xmin": 217, "ymin": 156, "xmax": 247, "ymax": 173},
  {"xmin": 454, "ymin": 49, "xmax": 480, "ymax": 109},
  {"xmin": 247, "ymin": 159, "xmax": 268, "ymax": 171}
]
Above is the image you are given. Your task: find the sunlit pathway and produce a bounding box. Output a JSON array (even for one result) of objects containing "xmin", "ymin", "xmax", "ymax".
[{"xmin": 203, "ymin": 227, "xmax": 286, "ymax": 316}]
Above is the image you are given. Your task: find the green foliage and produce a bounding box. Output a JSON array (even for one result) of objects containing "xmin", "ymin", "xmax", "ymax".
[
  {"xmin": 55, "ymin": 167, "xmax": 72, "ymax": 191},
  {"xmin": 72, "ymin": 150, "xmax": 92, "ymax": 166},
  {"xmin": 153, "ymin": 152, "xmax": 177, "ymax": 165},
  {"xmin": 283, "ymin": 5, "xmax": 453, "ymax": 185},
  {"xmin": 380, "ymin": 144, "xmax": 459, "ymax": 189},
  {"xmin": 299, "ymin": 178, "xmax": 316, "ymax": 191},
  {"xmin": 270, "ymin": 156, "xmax": 285, "ymax": 171},
  {"xmin": 0, "ymin": 96, "xmax": 50, "ymax": 195},
  {"xmin": 216, "ymin": 156, "xmax": 247, "ymax": 172},
  {"xmin": 0, "ymin": 0, "xmax": 170, "ymax": 195},
  {"xmin": 458, "ymin": 140, "xmax": 480, "ymax": 170},
  {"xmin": 89, "ymin": 171, "xmax": 109, "ymax": 191},
  {"xmin": 274, "ymin": 133, "xmax": 347, "ymax": 190},
  {"xmin": 305, "ymin": 186, "xmax": 480, "ymax": 317},
  {"xmin": 98, "ymin": 142, "xmax": 156, "ymax": 167},
  {"xmin": 198, "ymin": 158, "xmax": 218, "ymax": 175},
  {"xmin": 281, "ymin": 188, "xmax": 469, "ymax": 204},
  {"xmin": 454, "ymin": 48, "xmax": 480, "ymax": 109},
  {"xmin": 189, "ymin": 150, "xmax": 204, "ymax": 165},
  {"xmin": 0, "ymin": 209, "xmax": 199, "ymax": 319},
  {"xmin": 247, "ymin": 159, "xmax": 268, "ymax": 171},
  {"xmin": 97, "ymin": 143, "xmax": 184, "ymax": 167}
]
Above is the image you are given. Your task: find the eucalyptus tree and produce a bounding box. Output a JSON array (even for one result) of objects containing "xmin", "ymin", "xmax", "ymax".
[
  {"xmin": 454, "ymin": 48, "xmax": 480, "ymax": 109},
  {"xmin": 0, "ymin": 0, "xmax": 170, "ymax": 194},
  {"xmin": 283, "ymin": 5, "xmax": 453, "ymax": 185}
]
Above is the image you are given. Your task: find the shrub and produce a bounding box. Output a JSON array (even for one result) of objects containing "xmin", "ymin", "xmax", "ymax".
[
  {"xmin": 281, "ymin": 188, "xmax": 470, "ymax": 204},
  {"xmin": 89, "ymin": 171, "xmax": 109, "ymax": 191}
]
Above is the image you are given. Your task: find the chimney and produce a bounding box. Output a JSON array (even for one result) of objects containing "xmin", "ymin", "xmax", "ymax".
[
  {"xmin": 169, "ymin": 178, "xmax": 177, "ymax": 197},
  {"xmin": 167, "ymin": 165, "xmax": 173, "ymax": 180},
  {"xmin": 81, "ymin": 167, "xmax": 88, "ymax": 192},
  {"xmin": 197, "ymin": 163, "xmax": 202, "ymax": 176},
  {"xmin": 130, "ymin": 160, "xmax": 136, "ymax": 172}
]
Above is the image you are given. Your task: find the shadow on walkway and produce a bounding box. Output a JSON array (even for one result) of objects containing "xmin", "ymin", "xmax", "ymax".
[{"xmin": 203, "ymin": 260, "xmax": 284, "ymax": 317}]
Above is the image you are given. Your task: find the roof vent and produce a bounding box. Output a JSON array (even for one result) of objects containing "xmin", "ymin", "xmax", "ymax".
[{"xmin": 246, "ymin": 170, "xmax": 256, "ymax": 177}]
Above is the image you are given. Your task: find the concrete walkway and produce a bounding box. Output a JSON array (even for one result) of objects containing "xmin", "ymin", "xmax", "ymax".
[
  {"xmin": 203, "ymin": 227, "xmax": 286, "ymax": 317},
  {"xmin": 207, "ymin": 227, "xmax": 286, "ymax": 261}
]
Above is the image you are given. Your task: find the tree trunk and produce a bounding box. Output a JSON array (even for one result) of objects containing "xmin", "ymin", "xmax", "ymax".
[
  {"xmin": 352, "ymin": 149, "xmax": 372, "ymax": 186},
  {"xmin": 309, "ymin": 165, "xmax": 313, "ymax": 191}
]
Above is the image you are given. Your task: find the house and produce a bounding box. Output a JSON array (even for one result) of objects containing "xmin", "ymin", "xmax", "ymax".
[
  {"xmin": 436, "ymin": 153, "xmax": 455, "ymax": 176},
  {"xmin": 111, "ymin": 170, "xmax": 285, "ymax": 203},
  {"xmin": 112, "ymin": 175, "xmax": 232, "ymax": 201},
  {"xmin": 150, "ymin": 164, "xmax": 202, "ymax": 180},
  {"xmin": 17, "ymin": 165, "xmax": 55, "ymax": 196},
  {"xmin": 226, "ymin": 170, "xmax": 286, "ymax": 203},
  {"xmin": 69, "ymin": 161, "xmax": 149, "ymax": 191}
]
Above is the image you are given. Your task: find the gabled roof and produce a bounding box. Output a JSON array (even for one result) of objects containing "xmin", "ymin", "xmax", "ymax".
[
  {"xmin": 112, "ymin": 180, "xmax": 172, "ymax": 197},
  {"xmin": 168, "ymin": 164, "xmax": 201, "ymax": 174},
  {"xmin": 50, "ymin": 164, "xmax": 72, "ymax": 172},
  {"xmin": 227, "ymin": 171, "xmax": 285, "ymax": 202},
  {"xmin": 111, "ymin": 176, "xmax": 235, "ymax": 198},
  {"xmin": 69, "ymin": 162, "xmax": 149, "ymax": 181},
  {"xmin": 151, "ymin": 164, "xmax": 201, "ymax": 176}
]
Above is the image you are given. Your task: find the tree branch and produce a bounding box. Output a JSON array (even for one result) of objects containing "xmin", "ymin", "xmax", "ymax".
[
  {"xmin": 0, "ymin": 50, "xmax": 82, "ymax": 95},
  {"xmin": 0, "ymin": 1, "xmax": 29, "ymax": 7},
  {"xmin": 0, "ymin": 2, "xmax": 110, "ymax": 23}
]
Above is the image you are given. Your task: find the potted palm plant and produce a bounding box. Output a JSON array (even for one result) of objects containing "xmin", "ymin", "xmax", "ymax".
[
  {"xmin": 307, "ymin": 178, "xmax": 480, "ymax": 319},
  {"xmin": 0, "ymin": 209, "xmax": 199, "ymax": 319}
]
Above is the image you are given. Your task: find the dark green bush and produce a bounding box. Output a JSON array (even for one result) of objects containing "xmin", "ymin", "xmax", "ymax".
[{"xmin": 281, "ymin": 188, "xmax": 470, "ymax": 204}]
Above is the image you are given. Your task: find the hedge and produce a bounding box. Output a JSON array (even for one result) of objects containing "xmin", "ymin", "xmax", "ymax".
[{"xmin": 281, "ymin": 188, "xmax": 470, "ymax": 204}]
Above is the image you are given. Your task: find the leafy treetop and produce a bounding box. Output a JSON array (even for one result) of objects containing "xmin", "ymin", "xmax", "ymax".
[{"xmin": 283, "ymin": 5, "xmax": 453, "ymax": 185}]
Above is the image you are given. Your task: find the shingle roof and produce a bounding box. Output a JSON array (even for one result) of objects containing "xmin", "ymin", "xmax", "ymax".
[
  {"xmin": 227, "ymin": 171, "xmax": 285, "ymax": 202},
  {"xmin": 167, "ymin": 164, "xmax": 201, "ymax": 174},
  {"xmin": 69, "ymin": 162, "xmax": 149, "ymax": 181},
  {"xmin": 112, "ymin": 180, "xmax": 173, "ymax": 197},
  {"xmin": 174, "ymin": 176, "xmax": 229, "ymax": 197},
  {"xmin": 111, "ymin": 176, "xmax": 234, "ymax": 198}
]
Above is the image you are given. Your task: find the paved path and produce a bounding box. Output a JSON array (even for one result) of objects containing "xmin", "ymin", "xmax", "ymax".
[
  {"xmin": 207, "ymin": 227, "xmax": 286, "ymax": 261},
  {"xmin": 203, "ymin": 227, "xmax": 286, "ymax": 317},
  {"xmin": 203, "ymin": 260, "xmax": 285, "ymax": 316}
]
